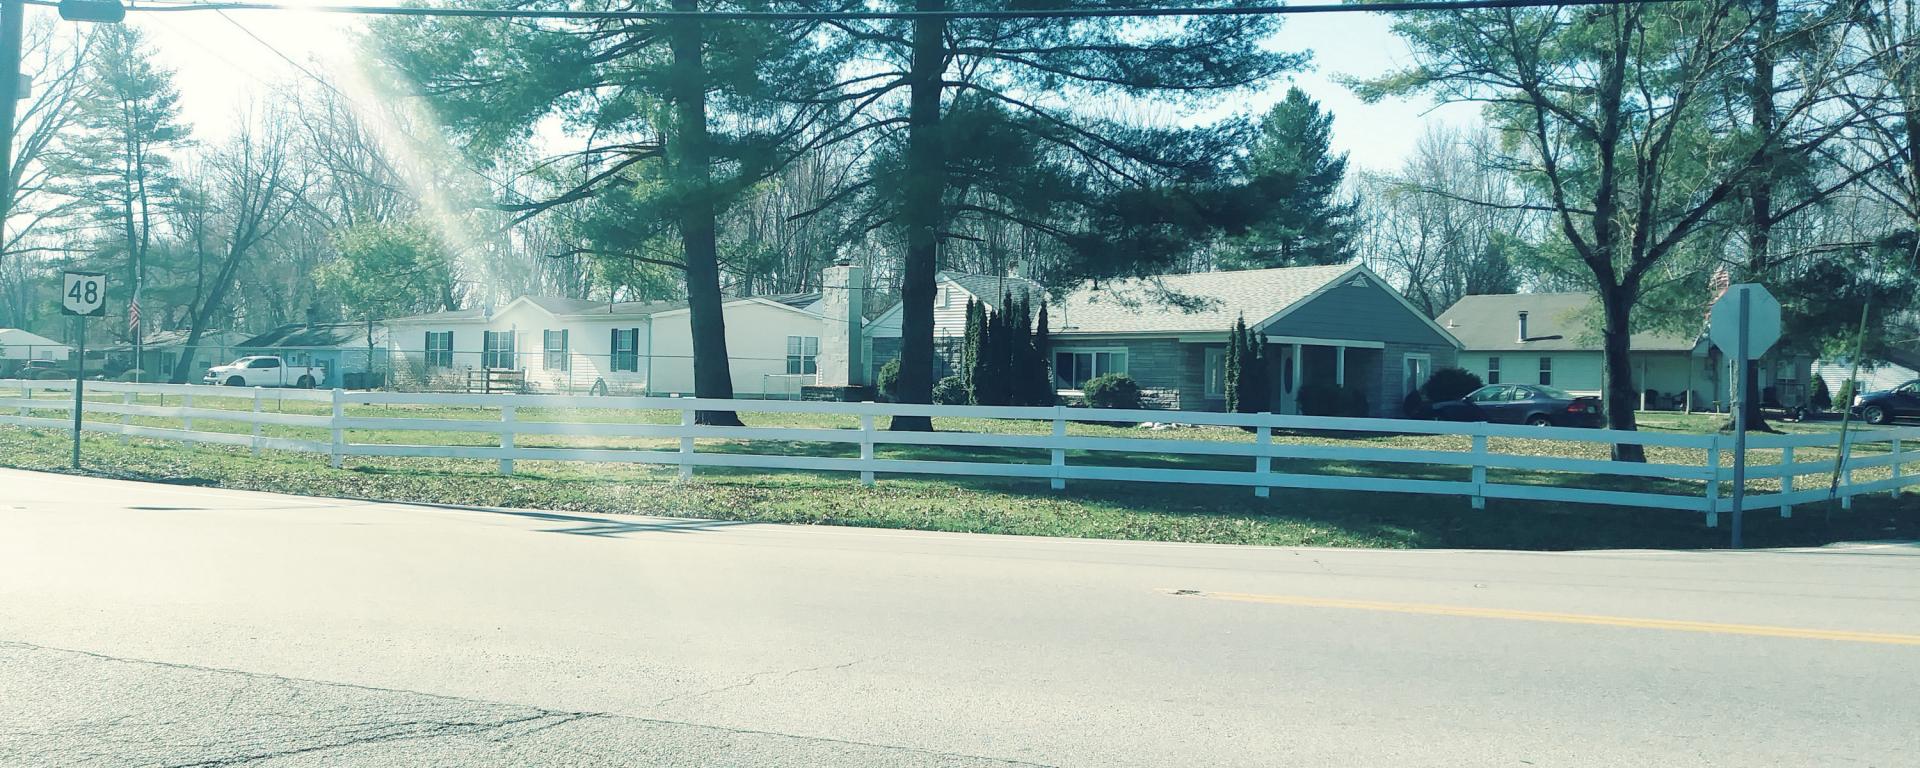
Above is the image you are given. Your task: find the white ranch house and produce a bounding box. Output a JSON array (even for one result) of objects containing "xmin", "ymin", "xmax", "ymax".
[{"xmin": 382, "ymin": 295, "xmax": 826, "ymax": 396}]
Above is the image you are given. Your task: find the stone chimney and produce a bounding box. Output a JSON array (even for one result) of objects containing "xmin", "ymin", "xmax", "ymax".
[
  {"xmin": 1517, "ymin": 311, "xmax": 1529, "ymax": 343},
  {"xmin": 817, "ymin": 259, "xmax": 867, "ymax": 388}
]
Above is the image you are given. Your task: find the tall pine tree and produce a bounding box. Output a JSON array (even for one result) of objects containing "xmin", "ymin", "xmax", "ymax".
[
  {"xmin": 1028, "ymin": 301, "xmax": 1053, "ymax": 405},
  {"xmin": 1224, "ymin": 316, "xmax": 1245, "ymax": 413},
  {"xmin": 1224, "ymin": 87, "xmax": 1356, "ymax": 268},
  {"xmin": 58, "ymin": 25, "xmax": 188, "ymax": 354}
]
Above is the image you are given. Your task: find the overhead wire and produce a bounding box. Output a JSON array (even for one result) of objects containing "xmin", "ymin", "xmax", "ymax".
[{"xmin": 32, "ymin": 0, "xmax": 1698, "ymax": 22}]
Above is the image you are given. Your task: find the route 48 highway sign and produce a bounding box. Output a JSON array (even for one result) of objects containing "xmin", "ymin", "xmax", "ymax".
[{"xmin": 62, "ymin": 271, "xmax": 107, "ymax": 317}]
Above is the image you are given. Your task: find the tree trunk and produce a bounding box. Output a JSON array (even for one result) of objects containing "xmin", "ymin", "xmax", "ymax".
[
  {"xmin": 890, "ymin": 0, "xmax": 945, "ymax": 431},
  {"xmin": 1739, "ymin": 0, "xmax": 1778, "ymax": 432},
  {"xmin": 1599, "ymin": 288, "xmax": 1646, "ymax": 462},
  {"xmin": 172, "ymin": 248, "xmax": 245, "ymax": 384},
  {"xmin": 667, "ymin": 3, "xmax": 741, "ymax": 426}
]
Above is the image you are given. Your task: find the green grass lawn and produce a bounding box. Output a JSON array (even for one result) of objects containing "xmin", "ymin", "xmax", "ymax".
[{"xmin": 2, "ymin": 396, "xmax": 1914, "ymax": 550}]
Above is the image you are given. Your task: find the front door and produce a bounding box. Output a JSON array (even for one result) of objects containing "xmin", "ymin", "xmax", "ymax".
[{"xmin": 1278, "ymin": 345, "xmax": 1298, "ymax": 415}]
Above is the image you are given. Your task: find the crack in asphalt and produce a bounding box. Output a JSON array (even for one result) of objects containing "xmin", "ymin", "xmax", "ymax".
[
  {"xmin": 0, "ymin": 640, "xmax": 1059, "ymax": 768},
  {"xmin": 156, "ymin": 712, "xmax": 592, "ymax": 768},
  {"xmin": 652, "ymin": 658, "xmax": 871, "ymax": 709}
]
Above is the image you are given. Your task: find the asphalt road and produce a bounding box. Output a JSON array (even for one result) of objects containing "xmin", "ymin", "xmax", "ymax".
[{"xmin": 0, "ymin": 467, "xmax": 1916, "ymax": 767}]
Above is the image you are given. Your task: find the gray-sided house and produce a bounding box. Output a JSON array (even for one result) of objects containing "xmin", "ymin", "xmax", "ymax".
[
  {"xmin": 102, "ymin": 329, "xmax": 251, "ymax": 382},
  {"xmin": 862, "ymin": 270, "xmax": 1043, "ymax": 381},
  {"xmin": 1044, "ymin": 263, "xmax": 1461, "ymax": 414},
  {"xmin": 1437, "ymin": 292, "xmax": 1813, "ymax": 411},
  {"xmin": 234, "ymin": 322, "xmax": 391, "ymax": 389}
]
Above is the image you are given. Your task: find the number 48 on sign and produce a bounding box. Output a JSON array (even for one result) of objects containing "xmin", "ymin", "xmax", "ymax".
[{"xmin": 62, "ymin": 271, "xmax": 107, "ymax": 317}]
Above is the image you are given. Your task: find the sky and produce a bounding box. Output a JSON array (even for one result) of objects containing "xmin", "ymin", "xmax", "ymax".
[{"xmin": 75, "ymin": 3, "xmax": 1481, "ymax": 174}]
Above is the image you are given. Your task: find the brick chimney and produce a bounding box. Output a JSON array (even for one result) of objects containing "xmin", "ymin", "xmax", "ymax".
[
  {"xmin": 817, "ymin": 259, "xmax": 867, "ymax": 388},
  {"xmin": 1517, "ymin": 311, "xmax": 1529, "ymax": 343}
]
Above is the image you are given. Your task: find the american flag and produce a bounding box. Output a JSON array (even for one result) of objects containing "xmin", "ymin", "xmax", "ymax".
[
  {"xmin": 128, "ymin": 291, "xmax": 141, "ymax": 336},
  {"xmin": 1704, "ymin": 265, "xmax": 1731, "ymax": 322}
]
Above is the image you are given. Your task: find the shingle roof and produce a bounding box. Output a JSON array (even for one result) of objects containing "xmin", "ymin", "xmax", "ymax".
[
  {"xmin": 1050, "ymin": 263, "xmax": 1356, "ymax": 335},
  {"xmin": 939, "ymin": 272, "xmax": 1044, "ymax": 311},
  {"xmin": 237, "ymin": 323, "xmax": 376, "ymax": 349},
  {"xmin": 0, "ymin": 328, "xmax": 66, "ymax": 350},
  {"xmin": 1436, "ymin": 292, "xmax": 1697, "ymax": 352}
]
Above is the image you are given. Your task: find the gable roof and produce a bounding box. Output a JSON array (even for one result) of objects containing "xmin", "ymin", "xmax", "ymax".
[
  {"xmin": 237, "ymin": 323, "xmax": 381, "ymax": 350},
  {"xmin": 1436, "ymin": 292, "xmax": 1697, "ymax": 352},
  {"xmin": 938, "ymin": 271, "xmax": 1043, "ymax": 311},
  {"xmin": 1051, "ymin": 263, "xmax": 1357, "ymax": 336},
  {"xmin": 0, "ymin": 328, "xmax": 66, "ymax": 349},
  {"xmin": 385, "ymin": 296, "xmax": 691, "ymax": 324}
]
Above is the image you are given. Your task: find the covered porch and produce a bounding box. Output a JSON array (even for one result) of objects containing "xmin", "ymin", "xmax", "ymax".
[{"xmin": 1263, "ymin": 338, "xmax": 1384, "ymax": 416}]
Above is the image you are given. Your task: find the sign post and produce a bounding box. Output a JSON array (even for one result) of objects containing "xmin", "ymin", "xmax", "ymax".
[
  {"xmin": 1708, "ymin": 283, "xmax": 1782, "ymax": 548},
  {"xmin": 61, "ymin": 270, "xmax": 106, "ymax": 469}
]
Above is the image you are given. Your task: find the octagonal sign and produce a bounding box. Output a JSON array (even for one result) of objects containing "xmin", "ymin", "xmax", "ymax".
[{"xmin": 1709, "ymin": 283, "xmax": 1781, "ymax": 361}]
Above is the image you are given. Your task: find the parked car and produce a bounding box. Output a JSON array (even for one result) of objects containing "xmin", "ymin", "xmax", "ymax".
[
  {"xmin": 202, "ymin": 356, "xmax": 325, "ymax": 388},
  {"xmin": 7, "ymin": 360, "xmax": 72, "ymax": 379},
  {"xmin": 1851, "ymin": 380, "xmax": 1920, "ymax": 425},
  {"xmin": 1432, "ymin": 384, "xmax": 1605, "ymax": 428}
]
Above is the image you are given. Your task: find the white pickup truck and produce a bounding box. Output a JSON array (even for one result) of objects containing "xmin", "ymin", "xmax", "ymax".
[{"xmin": 203, "ymin": 356, "xmax": 325, "ymax": 388}]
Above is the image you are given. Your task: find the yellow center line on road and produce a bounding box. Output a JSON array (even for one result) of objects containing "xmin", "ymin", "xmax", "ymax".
[{"xmin": 1164, "ymin": 589, "xmax": 1920, "ymax": 646}]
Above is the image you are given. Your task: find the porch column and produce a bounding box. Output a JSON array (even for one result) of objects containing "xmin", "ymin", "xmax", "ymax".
[
  {"xmin": 1289, "ymin": 343, "xmax": 1302, "ymax": 415},
  {"xmin": 1335, "ymin": 346, "xmax": 1346, "ymax": 387}
]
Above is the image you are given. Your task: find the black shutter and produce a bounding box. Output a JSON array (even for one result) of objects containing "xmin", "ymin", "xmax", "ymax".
[{"xmin": 611, "ymin": 328, "xmax": 621, "ymax": 371}]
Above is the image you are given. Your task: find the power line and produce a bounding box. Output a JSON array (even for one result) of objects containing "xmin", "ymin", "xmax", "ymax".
[{"xmin": 31, "ymin": 0, "xmax": 1695, "ymax": 23}]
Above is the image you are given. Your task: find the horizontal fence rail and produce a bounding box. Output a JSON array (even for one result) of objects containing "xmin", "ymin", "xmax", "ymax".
[{"xmin": 5, "ymin": 378, "xmax": 1918, "ymax": 523}]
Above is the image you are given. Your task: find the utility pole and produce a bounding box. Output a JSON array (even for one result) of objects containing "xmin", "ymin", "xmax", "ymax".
[{"xmin": 0, "ymin": 0, "xmax": 26, "ymax": 231}]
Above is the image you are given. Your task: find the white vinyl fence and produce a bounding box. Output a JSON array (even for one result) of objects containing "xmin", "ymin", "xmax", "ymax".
[{"xmin": 4, "ymin": 379, "xmax": 1917, "ymax": 524}]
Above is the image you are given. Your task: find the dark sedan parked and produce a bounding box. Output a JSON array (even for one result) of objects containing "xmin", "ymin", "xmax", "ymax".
[
  {"xmin": 1852, "ymin": 380, "xmax": 1920, "ymax": 425},
  {"xmin": 1432, "ymin": 384, "xmax": 1605, "ymax": 428}
]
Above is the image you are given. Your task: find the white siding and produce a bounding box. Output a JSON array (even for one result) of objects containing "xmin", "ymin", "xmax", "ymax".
[{"xmin": 646, "ymin": 301, "xmax": 825, "ymax": 396}]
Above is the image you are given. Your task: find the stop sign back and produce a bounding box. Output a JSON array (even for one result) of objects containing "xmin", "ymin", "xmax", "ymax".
[{"xmin": 1708, "ymin": 283, "xmax": 1780, "ymax": 361}]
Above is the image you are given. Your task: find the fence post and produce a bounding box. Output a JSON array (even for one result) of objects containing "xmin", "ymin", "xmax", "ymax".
[
  {"xmin": 329, "ymin": 388, "xmax": 345, "ymax": 469},
  {"xmin": 251, "ymin": 387, "xmax": 263, "ymax": 457},
  {"xmin": 499, "ymin": 404, "xmax": 516, "ymax": 476},
  {"xmin": 1891, "ymin": 436, "xmax": 1902, "ymax": 499},
  {"xmin": 1254, "ymin": 414, "xmax": 1272, "ymax": 498},
  {"xmin": 118, "ymin": 391, "xmax": 132, "ymax": 444},
  {"xmin": 1050, "ymin": 405, "xmax": 1066, "ymax": 491},
  {"xmin": 677, "ymin": 405, "xmax": 694, "ymax": 481},
  {"xmin": 859, "ymin": 410, "xmax": 875, "ymax": 487},
  {"xmin": 1470, "ymin": 431, "xmax": 1487, "ymax": 510},
  {"xmin": 1705, "ymin": 437, "xmax": 1721, "ymax": 527},
  {"xmin": 1778, "ymin": 445, "xmax": 1793, "ymax": 518},
  {"xmin": 1841, "ymin": 432, "xmax": 1854, "ymax": 510}
]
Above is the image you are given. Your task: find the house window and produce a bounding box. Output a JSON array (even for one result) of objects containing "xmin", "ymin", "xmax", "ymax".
[
  {"xmin": 425, "ymin": 331, "xmax": 453, "ymax": 368},
  {"xmin": 1487, "ymin": 356, "xmax": 1502, "ymax": 385},
  {"xmin": 787, "ymin": 335, "xmax": 819, "ymax": 375},
  {"xmin": 1403, "ymin": 353, "xmax": 1432, "ymax": 399},
  {"xmin": 610, "ymin": 328, "xmax": 640, "ymax": 372},
  {"xmin": 1538, "ymin": 356, "xmax": 1552, "ymax": 386},
  {"xmin": 937, "ymin": 287, "xmax": 950, "ymax": 308},
  {"xmin": 1054, "ymin": 348, "xmax": 1127, "ymax": 389},
  {"xmin": 543, "ymin": 329, "xmax": 569, "ymax": 371},
  {"xmin": 1205, "ymin": 348, "xmax": 1227, "ymax": 397},
  {"xmin": 483, "ymin": 330, "xmax": 516, "ymax": 370}
]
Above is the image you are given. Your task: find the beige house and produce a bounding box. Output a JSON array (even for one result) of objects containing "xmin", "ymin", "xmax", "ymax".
[{"xmin": 1437, "ymin": 293, "xmax": 1813, "ymax": 411}]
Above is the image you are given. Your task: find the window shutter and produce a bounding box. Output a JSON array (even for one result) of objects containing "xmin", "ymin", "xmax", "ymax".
[{"xmin": 611, "ymin": 328, "xmax": 619, "ymax": 371}]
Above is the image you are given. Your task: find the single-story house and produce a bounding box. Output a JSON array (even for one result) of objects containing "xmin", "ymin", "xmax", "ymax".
[
  {"xmin": 0, "ymin": 328, "xmax": 70, "ymax": 369},
  {"xmin": 862, "ymin": 271, "xmax": 1043, "ymax": 380},
  {"xmin": 1436, "ymin": 292, "xmax": 1814, "ymax": 411},
  {"xmin": 862, "ymin": 262, "xmax": 1462, "ymax": 414},
  {"xmin": 235, "ymin": 322, "xmax": 390, "ymax": 389},
  {"xmin": 102, "ymin": 329, "xmax": 251, "ymax": 382},
  {"xmin": 381, "ymin": 294, "xmax": 826, "ymax": 396},
  {"xmin": 1042, "ymin": 263, "xmax": 1460, "ymax": 413},
  {"xmin": 1813, "ymin": 350, "xmax": 1920, "ymax": 397}
]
